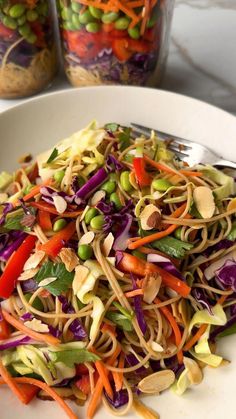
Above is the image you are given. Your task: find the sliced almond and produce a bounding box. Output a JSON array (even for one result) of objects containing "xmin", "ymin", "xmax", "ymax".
[
  {"xmin": 53, "ymin": 195, "xmax": 67, "ymax": 214},
  {"xmin": 79, "ymin": 231, "xmax": 95, "ymax": 246},
  {"xmin": 138, "ymin": 370, "xmax": 175, "ymax": 394},
  {"xmin": 102, "ymin": 232, "xmax": 114, "ymax": 257},
  {"xmin": 40, "ymin": 277, "xmax": 57, "ymax": 287},
  {"xmin": 227, "ymin": 198, "xmax": 236, "ymax": 212},
  {"xmin": 23, "ymin": 250, "xmax": 45, "ymax": 270},
  {"xmin": 60, "ymin": 248, "xmax": 79, "ymax": 272},
  {"xmin": 80, "ymin": 205, "xmax": 90, "ymax": 222},
  {"xmin": 24, "ymin": 318, "xmax": 49, "ymax": 333},
  {"xmin": 73, "ymin": 265, "xmax": 90, "ymax": 295},
  {"xmin": 133, "ymin": 398, "xmax": 160, "ymax": 419},
  {"xmin": 193, "ymin": 186, "xmax": 215, "ymax": 219},
  {"xmin": 140, "ymin": 204, "xmax": 161, "ymax": 231},
  {"xmin": 18, "ymin": 268, "xmax": 39, "ymax": 281},
  {"xmin": 151, "ymin": 342, "xmax": 164, "ymax": 353},
  {"xmin": 171, "ymin": 302, "xmax": 183, "ymax": 324},
  {"xmin": 143, "ymin": 272, "xmax": 162, "ymax": 304},
  {"xmin": 183, "ymin": 356, "xmax": 203, "ymax": 385},
  {"xmin": 90, "ymin": 190, "xmax": 105, "ymax": 206}
]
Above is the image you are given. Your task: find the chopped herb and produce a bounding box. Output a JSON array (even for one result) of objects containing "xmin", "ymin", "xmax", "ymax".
[
  {"xmin": 105, "ymin": 123, "xmax": 119, "ymax": 132},
  {"xmin": 106, "ymin": 311, "xmax": 133, "ymax": 332},
  {"xmin": 35, "ymin": 261, "xmax": 74, "ymax": 296},
  {"xmin": 151, "ymin": 236, "xmax": 194, "ymax": 259},
  {"xmin": 118, "ymin": 128, "xmax": 131, "ymax": 152},
  {"xmin": 113, "ymin": 301, "xmax": 133, "ymax": 321},
  {"xmin": 50, "ymin": 349, "xmax": 100, "ymax": 368},
  {"xmin": 46, "ymin": 148, "xmax": 58, "ymax": 164}
]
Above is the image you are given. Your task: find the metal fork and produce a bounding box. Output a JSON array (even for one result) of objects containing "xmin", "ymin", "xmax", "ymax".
[{"xmin": 131, "ymin": 123, "xmax": 236, "ymax": 170}]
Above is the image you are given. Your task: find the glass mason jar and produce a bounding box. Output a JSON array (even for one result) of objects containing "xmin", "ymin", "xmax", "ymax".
[
  {"xmin": 0, "ymin": 0, "xmax": 57, "ymax": 98},
  {"xmin": 57, "ymin": 0, "xmax": 174, "ymax": 87}
]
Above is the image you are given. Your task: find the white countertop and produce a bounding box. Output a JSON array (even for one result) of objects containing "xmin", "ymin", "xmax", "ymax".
[{"xmin": 0, "ymin": 0, "xmax": 235, "ymax": 115}]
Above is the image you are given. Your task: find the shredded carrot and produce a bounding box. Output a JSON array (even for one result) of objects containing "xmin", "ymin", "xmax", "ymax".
[
  {"xmin": 31, "ymin": 201, "xmax": 83, "ymax": 218},
  {"xmin": 144, "ymin": 155, "xmax": 203, "ymax": 177},
  {"xmin": 126, "ymin": 0, "xmax": 144, "ymax": 7},
  {"xmin": 183, "ymin": 324, "xmax": 208, "ymax": 352},
  {"xmin": 0, "ymin": 377, "xmax": 78, "ymax": 419},
  {"xmin": 101, "ymin": 323, "xmax": 117, "ymax": 336},
  {"xmin": 112, "ymin": 353, "xmax": 125, "ymax": 392},
  {"xmin": 2, "ymin": 309, "xmax": 60, "ymax": 346},
  {"xmin": 125, "ymin": 288, "xmax": 144, "ymax": 298},
  {"xmin": 87, "ymin": 345, "xmax": 121, "ymax": 419},
  {"xmin": 217, "ymin": 294, "xmax": 229, "ymax": 305},
  {"xmin": 38, "ymin": 210, "xmax": 52, "ymax": 231},
  {"xmin": 140, "ymin": 0, "xmax": 149, "ymax": 35},
  {"xmin": 0, "ymin": 359, "xmax": 28, "ymax": 404},
  {"xmin": 155, "ymin": 297, "xmax": 183, "ymax": 364},
  {"xmin": 22, "ymin": 179, "xmax": 51, "ymax": 202},
  {"xmin": 94, "ymin": 360, "xmax": 113, "ymax": 399}
]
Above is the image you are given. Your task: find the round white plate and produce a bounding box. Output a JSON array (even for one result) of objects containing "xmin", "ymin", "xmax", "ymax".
[{"xmin": 0, "ymin": 86, "xmax": 236, "ymax": 419}]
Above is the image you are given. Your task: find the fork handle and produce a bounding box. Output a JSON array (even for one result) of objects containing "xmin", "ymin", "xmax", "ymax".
[{"xmin": 214, "ymin": 159, "xmax": 236, "ymax": 170}]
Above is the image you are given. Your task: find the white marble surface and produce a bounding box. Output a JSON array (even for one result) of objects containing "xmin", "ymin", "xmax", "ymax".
[{"xmin": 0, "ymin": 0, "xmax": 235, "ymax": 114}]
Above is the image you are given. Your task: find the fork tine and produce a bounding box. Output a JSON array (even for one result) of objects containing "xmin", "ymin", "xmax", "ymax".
[
  {"xmin": 167, "ymin": 145, "xmax": 189, "ymax": 158},
  {"xmin": 131, "ymin": 123, "xmax": 193, "ymax": 148}
]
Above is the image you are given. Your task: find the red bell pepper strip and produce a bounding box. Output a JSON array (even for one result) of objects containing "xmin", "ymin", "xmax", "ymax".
[
  {"xmin": 38, "ymin": 210, "xmax": 52, "ymax": 231},
  {"xmin": 0, "ymin": 235, "xmax": 37, "ymax": 299},
  {"xmin": 0, "ymin": 310, "xmax": 10, "ymax": 340},
  {"xmin": 40, "ymin": 222, "xmax": 76, "ymax": 258},
  {"xmin": 133, "ymin": 157, "xmax": 152, "ymax": 187}
]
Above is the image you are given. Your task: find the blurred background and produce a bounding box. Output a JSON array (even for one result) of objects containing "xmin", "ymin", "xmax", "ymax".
[{"xmin": 0, "ymin": 0, "xmax": 235, "ymax": 114}]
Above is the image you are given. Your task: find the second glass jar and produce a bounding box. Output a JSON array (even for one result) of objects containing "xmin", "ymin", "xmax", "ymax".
[{"xmin": 57, "ymin": 0, "xmax": 175, "ymax": 87}]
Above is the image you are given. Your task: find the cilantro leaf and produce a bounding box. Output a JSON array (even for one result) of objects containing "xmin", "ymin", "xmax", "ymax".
[
  {"xmin": 50, "ymin": 349, "xmax": 100, "ymax": 368},
  {"xmin": 46, "ymin": 148, "xmax": 58, "ymax": 164},
  {"xmin": 106, "ymin": 312, "xmax": 133, "ymax": 332},
  {"xmin": 35, "ymin": 261, "xmax": 74, "ymax": 296}
]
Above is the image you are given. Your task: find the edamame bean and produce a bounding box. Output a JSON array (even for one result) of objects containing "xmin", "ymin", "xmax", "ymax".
[
  {"xmin": 128, "ymin": 26, "xmax": 140, "ymax": 39},
  {"xmin": 3, "ymin": 16, "xmax": 17, "ymax": 30},
  {"xmin": 18, "ymin": 23, "xmax": 31, "ymax": 37},
  {"xmin": 86, "ymin": 22, "xmax": 100, "ymax": 33},
  {"xmin": 114, "ymin": 16, "xmax": 130, "ymax": 30},
  {"xmin": 54, "ymin": 170, "xmax": 65, "ymax": 183},
  {"xmin": 61, "ymin": 7, "xmax": 72, "ymax": 21},
  {"xmin": 78, "ymin": 244, "xmax": 93, "ymax": 260},
  {"xmin": 9, "ymin": 4, "xmax": 26, "ymax": 18},
  {"xmin": 63, "ymin": 20, "xmax": 76, "ymax": 30},
  {"xmin": 84, "ymin": 208, "xmax": 99, "ymax": 225},
  {"xmin": 110, "ymin": 192, "xmax": 122, "ymax": 210},
  {"xmin": 89, "ymin": 6, "xmax": 103, "ymax": 19},
  {"xmin": 71, "ymin": 1, "xmax": 82, "ymax": 13},
  {"xmin": 79, "ymin": 9, "xmax": 94, "ymax": 24},
  {"xmin": 101, "ymin": 180, "xmax": 116, "ymax": 194},
  {"xmin": 53, "ymin": 219, "xmax": 67, "ymax": 232},
  {"xmin": 37, "ymin": 3, "xmax": 48, "ymax": 16},
  {"xmin": 26, "ymin": 10, "xmax": 38, "ymax": 22},
  {"xmin": 72, "ymin": 13, "xmax": 82, "ymax": 29},
  {"xmin": 174, "ymin": 227, "xmax": 182, "ymax": 240},
  {"xmin": 90, "ymin": 214, "xmax": 105, "ymax": 230},
  {"xmin": 101, "ymin": 12, "xmax": 119, "ymax": 24},
  {"xmin": 120, "ymin": 171, "xmax": 132, "ymax": 192},
  {"xmin": 132, "ymin": 250, "xmax": 146, "ymax": 260},
  {"xmin": 26, "ymin": 32, "xmax": 37, "ymax": 43},
  {"xmin": 152, "ymin": 178, "xmax": 172, "ymax": 191},
  {"xmin": 17, "ymin": 15, "xmax": 26, "ymax": 25}
]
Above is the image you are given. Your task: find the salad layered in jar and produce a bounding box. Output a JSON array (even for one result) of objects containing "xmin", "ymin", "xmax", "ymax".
[
  {"xmin": 58, "ymin": 0, "xmax": 174, "ymax": 86},
  {"xmin": 0, "ymin": 0, "xmax": 57, "ymax": 98}
]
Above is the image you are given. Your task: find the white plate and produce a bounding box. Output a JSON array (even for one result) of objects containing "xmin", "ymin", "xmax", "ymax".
[{"xmin": 0, "ymin": 86, "xmax": 236, "ymax": 419}]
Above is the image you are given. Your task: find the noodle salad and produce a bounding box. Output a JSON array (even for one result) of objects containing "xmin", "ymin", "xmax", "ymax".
[{"xmin": 0, "ymin": 121, "xmax": 236, "ymax": 419}]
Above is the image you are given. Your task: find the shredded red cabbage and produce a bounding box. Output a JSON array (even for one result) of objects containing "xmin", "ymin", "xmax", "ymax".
[
  {"xmin": 20, "ymin": 312, "xmax": 33, "ymax": 321},
  {"xmin": 96, "ymin": 199, "xmax": 114, "ymax": 215},
  {"xmin": 58, "ymin": 296, "xmax": 87, "ymax": 340},
  {"xmin": 105, "ymin": 388, "xmax": 129, "ymax": 408},
  {"xmin": 106, "ymin": 154, "xmax": 124, "ymax": 172},
  {"xmin": 0, "ymin": 203, "xmax": 13, "ymax": 226},
  {"xmin": 74, "ymin": 168, "xmax": 108, "ymax": 200},
  {"xmin": 204, "ymin": 239, "xmax": 234, "ymax": 257},
  {"xmin": 0, "ymin": 335, "xmax": 32, "ymax": 350},
  {"xmin": 125, "ymin": 353, "xmax": 146, "ymax": 374},
  {"xmin": 210, "ymin": 314, "xmax": 236, "ymax": 341},
  {"xmin": 130, "ymin": 273, "xmax": 147, "ymax": 335},
  {"xmin": 147, "ymin": 254, "xmax": 184, "ymax": 281},
  {"xmin": 215, "ymin": 259, "xmax": 236, "ymax": 291},
  {"xmin": 0, "ymin": 231, "xmax": 27, "ymax": 262},
  {"xmin": 113, "ymin": 214, "xmax": 133, "ymax": 251},
  {"xmin": 192, "ymin": 288, "xmax": 213, "ymax": 314}
]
